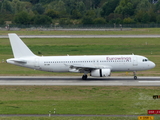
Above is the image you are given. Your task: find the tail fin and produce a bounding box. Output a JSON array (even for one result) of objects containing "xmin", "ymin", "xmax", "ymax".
[{"xmin": 8, "ymin": 33, "xmax": 36, "ymax": 58}]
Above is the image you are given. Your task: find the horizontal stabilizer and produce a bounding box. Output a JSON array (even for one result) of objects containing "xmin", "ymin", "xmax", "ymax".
[{"xmin": 6, "ymin": 58, "xmax": 27, "ymax": 64}]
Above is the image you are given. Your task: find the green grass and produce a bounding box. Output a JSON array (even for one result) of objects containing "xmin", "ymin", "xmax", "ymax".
[
  {"xmin": 0, "ymin": 116, "xmax": 160, "ymax": 120},
  {"xmin": 1, "ymin": 37, "xmax": 160, "ymax": 56},
  {"xmin": 0, "ymin": 86, "xmax": 159, "ymax": 120},
  {"xmin": 2, "ymin": 28, "xmax": 160, "ymax": 35},
  {"xmin": 0, "ymin": 86, "xmax": 159, "ymax": 115},
  {"xmin": 1, "ymin": 116, "xmax": 160, "ymax": 120}
]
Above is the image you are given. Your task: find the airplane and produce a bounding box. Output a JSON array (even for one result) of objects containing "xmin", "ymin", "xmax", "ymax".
[{"xmin": 6, "ymin": 33, "xmax": 155, "ymax": 80}]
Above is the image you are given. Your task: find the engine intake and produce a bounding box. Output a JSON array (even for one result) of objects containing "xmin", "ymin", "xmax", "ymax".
[{"xmin": 91, "ymin": 69, "xmax": 111, "ymax": 77}]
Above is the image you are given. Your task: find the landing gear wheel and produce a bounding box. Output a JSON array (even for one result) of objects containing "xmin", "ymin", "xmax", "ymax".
[
  {"xmin": 82, "ymin": 75, "xmax": 87, "ymax": 80},
  {"xmin": 133, "ymin": 71, "xmax": 137, "ymax": 80},
  {"xmin": 134, "ymin": 76, "xmax": 137, "ymax": 80}
]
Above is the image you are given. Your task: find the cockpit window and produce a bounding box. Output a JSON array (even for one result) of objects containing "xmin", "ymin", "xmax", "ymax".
[{"xmin": 142, "ymin": 59, "xmax": 148, "ymax": 62}]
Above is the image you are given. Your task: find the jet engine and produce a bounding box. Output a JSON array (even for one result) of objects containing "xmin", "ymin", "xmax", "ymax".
[{"xmin": 90, "ymin": 69, "xmax": 111, "ymax": 77}]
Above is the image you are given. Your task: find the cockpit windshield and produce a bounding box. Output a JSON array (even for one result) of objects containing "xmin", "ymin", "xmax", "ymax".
[{"xmin": 142, "ymin": 59, "xmax": 148, "ymax": 62}]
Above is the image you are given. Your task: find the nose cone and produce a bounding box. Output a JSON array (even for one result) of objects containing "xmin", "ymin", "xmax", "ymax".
[{"xmin": 149, "ymin": 61, "xmax": 156, "ymax": 69}]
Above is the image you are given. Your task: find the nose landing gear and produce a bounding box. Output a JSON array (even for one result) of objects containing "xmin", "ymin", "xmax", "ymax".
[{"xmin": 133, "ymin": 71, "xmax": 137, "ymax": 80}]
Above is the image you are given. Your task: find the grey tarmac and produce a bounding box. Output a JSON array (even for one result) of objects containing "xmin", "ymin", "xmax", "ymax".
[
  {"xmin": 0, "ymin": 76, "xmax": 159, "ymax": 86},
  {"xmin": 1, "ymin": 35, "xmax": 160, "ymax": 38}
]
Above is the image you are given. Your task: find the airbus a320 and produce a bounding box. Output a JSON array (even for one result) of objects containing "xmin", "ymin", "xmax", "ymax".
[{"xmin": 6, "ymin": 33, "xmax": 155, "ymax": 80}]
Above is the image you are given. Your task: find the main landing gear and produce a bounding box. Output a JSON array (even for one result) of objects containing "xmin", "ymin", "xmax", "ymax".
[
  {"xmin": 133, "ymin": 71, "xmax": 137, "ymax": 80},
  {"xmin": 82, "ymin": 75, "xmax": 87, "ymax": 80},
  {"xmin": 134, "ymin": 76, "xmax": 137, "ymax": 80}
]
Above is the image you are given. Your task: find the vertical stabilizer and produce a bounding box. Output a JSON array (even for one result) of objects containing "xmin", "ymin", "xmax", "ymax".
[{"xmin": 8, "ymin": 33, "xmax": 36, "ymax": 58}]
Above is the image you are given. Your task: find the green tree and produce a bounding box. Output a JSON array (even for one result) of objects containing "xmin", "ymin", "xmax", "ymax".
[
  {"xmin": 54, "ymin": 0, "xmax": 67, "ymax": 17},
  {"xmin": 155, "ymin": 0, "xmax": 160, "ymax": 13},
  {"xmin": 33, "ymin": 15, "xmax": 52, "ymax": 25},
  {"xmin": 0, "ymin": 0, "xmax": 12, "ymax": 13},
  {"xmin": 32, "ymin": 3, "xmax": 45, "ymax": 14},
  {"xmin": 148, "ymin": 9, "xmax": 156, "ymax": 23},
  {"xmin": 106, "ymin": 13, "xmax": 123, "ymax": 24},
  {"xmin": 65, "ymin": 0, "xmax": 86, "ymax": 18},
  {"xmin": 30, "ymin": 0, "xmax": 39, "ymax": 5},
  {"xmin": 59, "ymin": 18, "xmax": 72, "ymax": 25},
  {"xmin": 135, "ymin": 0, "xmax": 151, "ymax": 12},
  {"xmin": 83, "ymin": 0, "xmax": 101, "ymax": 10},
  {"xmin": 82, "ymin": 16, "xmax": 93, "ymax": 25},
  {"xmin": 135, "ymin": 0, "xmax": 155, "ymax": 23},
  {"xmin": 14, "ymin": 11, "xmax": 30, "ymax": 25},
  {"xmin": 65, "ymin": 0, "xmax": 76, "ymax": 14},
  {"xmin": 10, "ymin": 0, "xmax": 22, "ymax": 14},
  {"xmin": 45, "ymin": 9, "xmax": 59, "ymax": 19},
  {"xmin": 123, "ymin": 17, "xmax": 135, "ymax": 24},
  {"xmin": 77, "ymin": 1, "xmax": 85, "ymax": 14},
  {"xmin": 101, "ymin": 0, "xmax": 120, "ymax": 17},
  {"xmin": 131, "ymin": 0, "xmax": 140, "ymax": 10},
  {"xmin": 85, "ymin": 10, "xmax": 96, "ymax": 18},
  {"xmin": 156, "ymin": 15, "xmax": 160, "ymax": 23},
  {"xmin": 135, "ymin": 10, "xmax": 151, "ymax": 23},
  {"xmin": 71, "ymin": 9, "xmax": 82, "ymax": 19},
  {"xmin": 40, "ymin": 0, "xmax": 54, "ymax": 4},
  {"xmin": 93, "ymin": 17, "xmax": 106, "ymax": 24},
  {"xmin": 0, "ymin": 18, "xmax": 5, "ymax": 25},
  {"xmin": 83, "ymin": 0, "xmax": 92, "ymax": 10},
  {"xmin": 114, "ymin": 0, "xmax": 134, "ymax": 18},
  {"xmin": 92, "ymin": 0, "xmax": 101, "ymax": 9},
  {"xmin": 141, "ymin": 13, "xmax": 150, "ymax": 23}
]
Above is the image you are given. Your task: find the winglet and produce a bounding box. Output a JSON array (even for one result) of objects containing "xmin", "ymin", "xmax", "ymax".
[{"xmin": 8, "ymin": 33, "xmax": 36, "ymax": 58}]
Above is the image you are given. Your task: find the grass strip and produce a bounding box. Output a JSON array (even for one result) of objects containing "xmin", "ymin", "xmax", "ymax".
[
  {"xmin": 0, "ymin": 86, "xmax": 159, "ymax": 115},
  {"xmin": 0, "ymin": 116, "xmax": 160, "ymax": 120},
  {"xmin": 1, "ymin": 28, "xmax": 160, "ymax": 35}
]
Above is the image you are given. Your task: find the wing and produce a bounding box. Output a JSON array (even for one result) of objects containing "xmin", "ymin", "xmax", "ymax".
[{"xmin": 68, "ymin": 64, "xmax": 112, "ymax": 73}]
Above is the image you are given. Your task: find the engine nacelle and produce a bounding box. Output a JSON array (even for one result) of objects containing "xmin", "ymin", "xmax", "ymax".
[{"xmin": 90, "ymin": 69, "xmax": 111, "ymax": 77}]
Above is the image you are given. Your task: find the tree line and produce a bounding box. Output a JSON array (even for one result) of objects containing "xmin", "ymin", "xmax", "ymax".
[{"xmin": 0, "ymin": 0, "xmax": 160, "ymax": 26}]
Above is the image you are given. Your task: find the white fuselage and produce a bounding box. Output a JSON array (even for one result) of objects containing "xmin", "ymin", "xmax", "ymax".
[{"xmin": 7, "ymin": 55, "xmax": 155, "ymax": 73}]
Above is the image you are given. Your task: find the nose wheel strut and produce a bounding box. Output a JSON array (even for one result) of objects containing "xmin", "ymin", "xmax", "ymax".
[{"xmin": 133, "ymin": 71, "xmax": 137, "ymax": 80}]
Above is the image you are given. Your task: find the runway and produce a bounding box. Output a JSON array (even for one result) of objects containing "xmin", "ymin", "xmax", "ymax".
[
  {"xmin": 0, "ymin": 76, "xmax": 160, "ymax": 86},
  {"xmin": 1, "ymin": 35, "xmax": 160, "ymax": 38}
]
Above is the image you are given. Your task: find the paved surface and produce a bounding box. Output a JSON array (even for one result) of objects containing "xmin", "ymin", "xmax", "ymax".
[
  {"xmin": 0, "ymin": 76, "xmax": 160, "ymax": 86},
  {"xmin": 1, "ymin": 35, "xmax": 160, "ymax": 38}
]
